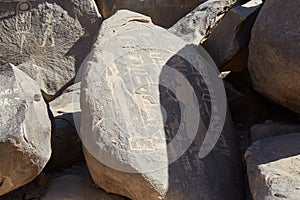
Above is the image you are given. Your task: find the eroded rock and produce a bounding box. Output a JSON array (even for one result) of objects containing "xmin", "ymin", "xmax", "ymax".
[
  {"xmin": 203, "ymin": 0, "xmax": 262, "ymax": 69},
  {"xmin": 0, "ymin": 64, "xmax": 51, "ymax": 195},
  {"xmin": 80, "ymin": 10, "xmax": 243, "ymax": 200},
  {"xmin": 168, "ymin": 0, "xmax": 238, "ymax": 45},
  {"xmin": 245, "ymin": 133, "xmax": 300, "ymax": 200},
  {"xmin": 0, "ymin": 1, "xmax": 101, "ymax": 97}
]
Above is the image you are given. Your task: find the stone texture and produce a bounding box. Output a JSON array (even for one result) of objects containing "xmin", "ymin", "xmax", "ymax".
[
  {"xmin": 47, "ymin": 82, "xmax": 82, "ymax": 170},
  {"xmin": 245, "ymin": 133, "xmax": 300, "ymax": 200},
  {"xmin": 95, "ymin": 0, "xmax": 204, "ymax": 28},
  {"xmin": 42, "ymin": 174, "xmax": 126, "ymax": 200},
  {"xmin": 49, "ymin": 82, "xmax": 81, "ymax": 116},
  {"xmin": 168, "ymin": 0, "xmax": 238, "ymax": 45},
  {"xmin": 248, "ymin": 0, "xmax": 300, "ymax": 113},
  {"xmin": 0, "ymin": 0, "xmax": 101, "ymax": 98},
  {"xmin": 203, "ymin": 0, "xmax": 262, "ymax": 69},
  {"xmin": 250, "ymin": 121, "xmax": 300, "ymax": 143},
  {"xmin": 0, "ymin": 63, "xmax": 51, "ymax": 196},
  {"xmin": 80, "ymin": 10, "xmax": 243, "ymax": 200},
  {"xmin": 46, "ymin": 113, "xmax": 83, "ymax": 171}
]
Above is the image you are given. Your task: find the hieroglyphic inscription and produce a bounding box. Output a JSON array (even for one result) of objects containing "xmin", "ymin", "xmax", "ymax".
[
  {"xmin": 40, "ymin": 8, "xmax": 55, "ymax": 47},
  {"xmin": 15, "ymin": 1, "xmax": 32, "ymax": 54}
]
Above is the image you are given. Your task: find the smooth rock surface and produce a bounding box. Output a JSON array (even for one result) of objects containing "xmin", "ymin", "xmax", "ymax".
[
  {"xmin": 0, "ymin": 1, "xmax": 101, "ymax": 97},
  {"xmin": 203, "ymin": 0, "xmax": 262, "ymax": 68},
  {"xmin": 80, "ymin": 10, "xmax": 243, "ymax": 200},
  {"xmin": 0, "ymin": 64, "xmax": 51, "ymax": 195},
  {"xmin": 248, "ymin": 0, "xmax": 300, "ymax": 113},
  {"xmin": 245, "ymin": 133, "xmax": 300, "ymax": 200},
  {"xmin": 169, "ymin": 0, "xmax": 238, "ymax": 45},
  {"xmin": 95, "ymin": 0, "xmax": 204, "ymax": 28}
]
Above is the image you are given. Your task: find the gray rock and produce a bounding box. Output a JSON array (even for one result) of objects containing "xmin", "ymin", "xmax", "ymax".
[
  {"xmin": 0, "ymin": 1, "xmax": 101, "ymax": 98},
  {"xmin": 49, "ymin": 82, "xmax": 81, "ymax": 117},
  {"xmin": 203, "ymin": 0, "xmax": 262, "ymax": 68},
  {"xmin": 42, "ymin": 175, "xmax": 126, "ymax": 200},
  {"xmin": 47, "ymin": 82, "xmax": 82, "ymax": 170},
  {"xmin": 0, "ymin": 64, "xmax": 51, "ymax": 195},
  {"xmin": 46, "ymin": 113, "xmax": 83, "ymax": 171},
  {"xmin": 250, "ymin": 121, "xmax": 300, "ymax": 143},
  {"xmin": 168, "ymin": 0, "xmax": 238, "ymax": 45},
  {"xmin": 248, "ymin": 0, "xmax": 300, "ymax": 113},
  {"xmin": 245, "ymin": 133, "xmax": 300, "ymax": 200},
  {"xmin": 80, "ymin": 10, "xmax": 244, "ymax": 200},
  {"xmin": 95, "ymin": 0, "xmax": 204, "ymax": 28}
]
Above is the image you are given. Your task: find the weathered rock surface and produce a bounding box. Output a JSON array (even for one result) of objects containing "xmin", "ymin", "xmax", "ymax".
[
  {"xmin": 80, "ymin": 10, "xmax": 243, "ymax": 200},
  {"xmin": 245, "ymin": 133, "xmax": 300, "ymax": 200},
  {"xmin": 95, "ymin": 0, "xmax": 204, "ymax": 28},
  {"xmin": 168, "ymin": 0, "xmax": 238, "ymax": 45},
  {"xmin": 49, "ymin": 82, "xmax": 81, "ymax": 116},
  {"xmin": 0, "ymin": 1, "xmax": 101, "ymax": 97},
  {"xmin": 250, "ymin": 121, "xmax": 300, "ymax": 143},
  {"xmin": 0, "ymin": 64, "xmax": 51, "ymax": 195},
  {"xmin": 42, "ymin": 175, "xmax": 126, "ymax": 200},
  {"xmin": 248, "ymin": 0, "xmax": 300, "ymax": 113},
  {"xmin": 203, "ymin": 0, "xmax": 262, "ymax": 69}
]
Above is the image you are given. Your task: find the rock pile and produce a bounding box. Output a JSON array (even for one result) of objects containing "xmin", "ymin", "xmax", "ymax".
[{"xmin": 0, "ymin": 0, "xmax": 299, "ymax": 200}]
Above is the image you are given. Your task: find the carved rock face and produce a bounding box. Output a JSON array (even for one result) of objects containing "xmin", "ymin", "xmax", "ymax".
[
  {"xmin": 0, "ymin": 0, "xmax": 101, "ymax": 97},
  {"xmin": 0, "ymin": 64, "xmax": 51, "ymax": 195},
  {"xmin": 79, "ymin": 10, "xmax": 244, "ymax": 200},
  {"xmin": 95, "ymin": 0, "xmax": 204, "ymax": 28}
]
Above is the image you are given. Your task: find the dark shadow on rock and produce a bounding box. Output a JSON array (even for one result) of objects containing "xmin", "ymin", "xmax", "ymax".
[
  {"xmin": 159, "ymin": 45, "xmax": 244, "ymax": 199},
  {"xmin": 45, "ymin": 112, "xmax": 84, "ymax": 171},
  {"xmin": 246, "ymin": 133, "xmax": 300, "ymax": 165}
]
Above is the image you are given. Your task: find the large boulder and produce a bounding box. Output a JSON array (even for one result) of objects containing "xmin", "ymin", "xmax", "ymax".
[
  {"xmin": 95, "ymin": 0, "xmax": 204, "ymax": 28},
  {"xmin": 168, "ymin": 0, "xmax": 238, "ymax": 45},
  {"xmin": 245, "ymin": 133, "xmax": 300, "ymax": 200},
  {"xmin": 203, "ymin": 0, "xmax": 262, "ymax": 70},
  {"xmin": 0, "ymin": 64, "xmax": 51, "ymax": 195},
  {"xmin": 79, "ymin": 10, "xmax": 244, "ymax": 200},
  {"xmin": 0, "ymin": 1, "xmax": 101, "ymax": 98},
  {"xmin": 248, "ymin": 0, "xmax": 300, "ymax": 113}
]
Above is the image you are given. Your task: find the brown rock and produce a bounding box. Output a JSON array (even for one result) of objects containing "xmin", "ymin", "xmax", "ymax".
[
  {"xmin": 248, "ymin": 0, "xmax": 300, "ymax": 113},
  {"xmin": 95, "ymin": 0, "xmax": 204, "ymax": 28}
]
